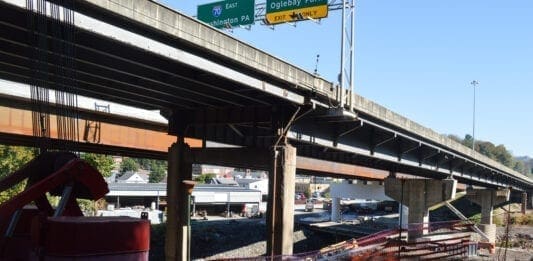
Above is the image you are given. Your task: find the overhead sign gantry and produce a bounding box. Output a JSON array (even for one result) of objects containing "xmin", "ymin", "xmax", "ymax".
[{"xmin": 197, "ymin": 0, "xmax": 329, "ymax": 28}]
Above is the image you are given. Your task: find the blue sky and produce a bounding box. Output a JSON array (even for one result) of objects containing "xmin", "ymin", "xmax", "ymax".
[{"xmin": 162, "ymin": 0, "xmax": 532, "ymax": 157}]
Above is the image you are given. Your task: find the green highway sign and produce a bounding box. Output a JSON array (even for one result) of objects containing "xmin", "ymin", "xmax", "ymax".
[
  {"xmin": 197, "ymin": 0, "xmax": 255, "ymax": 29},
  {"xmin": 266, "ymin": 0, "xmax": 328, "ymax": 25}
]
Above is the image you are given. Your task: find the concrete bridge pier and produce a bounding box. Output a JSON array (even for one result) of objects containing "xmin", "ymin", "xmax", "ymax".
[
  {"xmin": 529, "ymin": 191, "xmax": 533, "ymax": 209},
  {"xmin": 266, "ymin": 144, "xmax": 296, "ymax": 256},
  {"xmin": 384, "ymin": 177, "xmax": 457, "ymax": 240},
  {"xmin": 466, "ymin": 188, "xmax": 510, "ymax": 243},
  {"xmin": 329, "ymin": 180, "xmax": 390, "ymax": 223},
  {"xmin": 331, "ymin": 197, "xmax": 341, "ymax": 222},
  {"xmin": 522, "ymin": 191, "xmax": 531, "ymax": 212},
  {"xmin": 521, "ymin": 192, "xmax": 527, "ymax": 214},
  {"xmin": 165, "ymin": 138, "xmax": 193, "ymax": 261},
  {"xmin": 399, "ymin": 204, "xmax": 409, "ymax": 229}
]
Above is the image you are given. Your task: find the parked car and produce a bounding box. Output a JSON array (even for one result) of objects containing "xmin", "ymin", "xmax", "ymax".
[
  {"xmin": 295, "ymin": 193, "xmax": 306, "ymax": 201},
  {"xmin": 241, "ymin": 203, "xmax": 262, "ymax": 218}
]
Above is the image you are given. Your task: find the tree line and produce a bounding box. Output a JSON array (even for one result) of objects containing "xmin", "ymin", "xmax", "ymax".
[
  {"xmin": 0, "ymin": 145, "xmax": 168, "ymax": 204},
  {"xmin": 118, "ymin": 157, "xmax": 167, "ymax": 183},
  {"xmin": 448, "ymin": 134, "xmax": 532, "ymax": 177}
]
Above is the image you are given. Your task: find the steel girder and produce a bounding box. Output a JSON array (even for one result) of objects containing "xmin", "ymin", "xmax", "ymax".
[{"xmin": 168, "ymin": 105, "xmax": 532, "ymax": 191}]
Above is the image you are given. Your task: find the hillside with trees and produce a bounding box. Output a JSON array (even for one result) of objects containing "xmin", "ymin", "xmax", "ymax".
[
  {"xmin": 119, "ymin": 157, "xmax": 167, "ymax": 183},
  {"xmin": 448, "ymin": 134, "xmax": 532, "ymax": 178},
  {"xmin": 515, "ymin": 156, "xmax": 533, "ymax": 177}
]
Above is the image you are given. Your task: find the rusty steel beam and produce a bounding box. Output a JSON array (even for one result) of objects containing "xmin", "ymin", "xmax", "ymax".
[
  {"xmin": 296, "ymin": 156, "xmax": 389, "ymax": 180},
  {"xmin": 0, "ymin": 106, "xmax": 391, "ymax": 180},
  {"xmin": 0, "ymin": 106, "xmax": 200, "ymax": 152}
]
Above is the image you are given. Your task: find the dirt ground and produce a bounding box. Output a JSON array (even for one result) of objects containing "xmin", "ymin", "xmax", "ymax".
[
  {"xmin": 493, "ymin": 225, "xmax": 533, "ymax": 260},
  {"xmin": 149, "ymin": 208, "xmax": 533, "ymax": 260},
  {"xmin": 475, "ymin": 225, "xmax": 533, "ymax": 261},
  {"xmin": 176, "ymin": 220, "xmax": 533, "ymax": 260}
]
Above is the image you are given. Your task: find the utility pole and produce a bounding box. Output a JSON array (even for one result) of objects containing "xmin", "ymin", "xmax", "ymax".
[{"xmin": 470, "ymin": 80, "xmax": 478, "ymax": 151}]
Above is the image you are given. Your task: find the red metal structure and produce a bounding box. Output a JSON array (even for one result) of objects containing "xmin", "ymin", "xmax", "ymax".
[
  {"xmin": 0, "ymin": 152, "xmax": 149, "ymax": 260},
  {"xmin": 216, "ymin": 221, "xmax": 480, "ymax": 260}
]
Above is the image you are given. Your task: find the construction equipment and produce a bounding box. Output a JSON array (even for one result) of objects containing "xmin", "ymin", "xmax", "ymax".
[{"xmin": 0, "ymin": 151, "xmax": 149, "ymax": 260}]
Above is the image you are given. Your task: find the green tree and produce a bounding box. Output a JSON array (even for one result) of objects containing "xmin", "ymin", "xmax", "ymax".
[
  {"xmin": 193, "ymin": 173, "xmax": 215, "ymax": 184},
  {"xmin": 120, "ymin": 157, "xmax": 139, "ymax": 174},
  {"xmin": 477, "ymin": 141, "xmax": 496, "ymax": 159},
  {"xmin": 463, "ymin": 134, "xmax": 474, "ymax": 149},
  {"xmin": 512, "ymin": 160, "xmax": 526, "ymax": 174},
  {"xmin": 149, "ymin": 160, "xmax": 167, "ymax": 171},
  {"xmin": 0, "ymin": 145, "xmax": 36, "ymax": 203},
  {"xmin": 453, "ymin": 134, "xmax": 527, "ymax": 173},
  {"xmin": 493, "ymin": 145, "xmax": 513, "ymax": 167},
  {"xmin": 81, "ymin": 153, "xmax": 115, "ymax": 178},
  {"xmin": 133, "ymin": 158, "xmax": 167, "ymax": 171},
  {"xmin": 149, "ymin": 164, "xmax": 166, "ymax": 183},
  {"xmin": 134, "ymin": 158, "xmax": 152, "ymax": 170}
]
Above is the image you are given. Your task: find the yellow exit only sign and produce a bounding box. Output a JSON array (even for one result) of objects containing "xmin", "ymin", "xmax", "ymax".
[{"xmin": 265, "ymin": 0, "xmax": 328, "ymax": 25}]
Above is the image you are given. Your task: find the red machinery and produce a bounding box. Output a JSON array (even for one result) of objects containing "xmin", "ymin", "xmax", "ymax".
[{"xmin": 0, "ymin": 152, "xmax": 149, "ymax": 260}]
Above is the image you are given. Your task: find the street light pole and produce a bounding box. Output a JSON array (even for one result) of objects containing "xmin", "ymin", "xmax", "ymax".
[{"xmin": 470, "ymin": 80, "xmax": 479, "ymax": 150}]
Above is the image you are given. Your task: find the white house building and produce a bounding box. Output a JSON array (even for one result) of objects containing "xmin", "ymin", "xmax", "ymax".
[{"xmin": 236, "ymin": 179, "xmax": 268, "ymax": 197}]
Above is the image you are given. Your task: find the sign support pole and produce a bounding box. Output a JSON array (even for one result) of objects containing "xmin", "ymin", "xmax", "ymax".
[
  {"xmin": 338, "ymin": 0, "xmax": 346, "ymax": 109},
  {"xmin": 339, "ymin": 0, "xmax": 355, "ymax": 110}
]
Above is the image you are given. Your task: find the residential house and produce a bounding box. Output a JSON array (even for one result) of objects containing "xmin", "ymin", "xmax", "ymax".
[
  {"xmin": 236, "ymin": 179, "xmax": 268, "ymax": 197},
  {"xmin": 116, "ymin": 171, "xmax": 148, "ymax": 184}
]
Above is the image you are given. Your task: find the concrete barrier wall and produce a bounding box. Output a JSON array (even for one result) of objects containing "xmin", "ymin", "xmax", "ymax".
[
  {"xmin": 352, "ymin": 94, "xmax": 532, "ymax": 183},
  {"xmin": 82, "ymin": 0, "xmax": 335, "ymax": 98}
]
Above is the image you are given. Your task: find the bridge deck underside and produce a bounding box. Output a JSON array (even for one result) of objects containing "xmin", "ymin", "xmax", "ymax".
[{"xmin": 0, "ymin": 3, "xmax": 290, "ymax": 111}]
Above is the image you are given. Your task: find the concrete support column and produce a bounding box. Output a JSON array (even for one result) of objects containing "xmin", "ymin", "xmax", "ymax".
[
  {"xmin": 466, "ymin": 188, "xmax": 510, "ymax": 243},
  {"xmin": 399, "ymin": 204, "xmax": 408, "ymax": 230},
  {"xmin": 384, "ymin": 177, "xmax": 457, "ymax": 240},
  {"xmin": 266, "ymin": 145, "xmax": 296, "ymax": 256},
  {"xmin": 530, "ymin": 192, "xmax": 533, "ymax": 209},
  {"xmin": 165, "ymin": 139, "xmax": 192, "ymax": 261},
  {"xmin": 331, "ymin": 197, "xmax": 341, "ymax": 222},
  {"xmin": 521, "ymin": 192, "xmax": 527, "ymax": 214}
]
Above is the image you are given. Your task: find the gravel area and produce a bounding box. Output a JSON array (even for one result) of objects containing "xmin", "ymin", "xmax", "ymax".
[
  {"xmin": 149, "ymin": 209, "xmax": 533, "ymax": 260},
  {"xmin": 190, "ymin": 218, "xmax": 340, "ymax": 260},
  {"xmin": 493, "ymin": 225, "xmax": 533, "ymax": 260},
  {"xmin": 475, "ymin": 225, "xmax": 533, "ymax": 261}
]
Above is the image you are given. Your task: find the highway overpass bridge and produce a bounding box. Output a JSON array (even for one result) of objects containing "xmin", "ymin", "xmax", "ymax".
[{"xmin": 0, "ymin": 0, "xmax": 531, "ymax": 258}]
